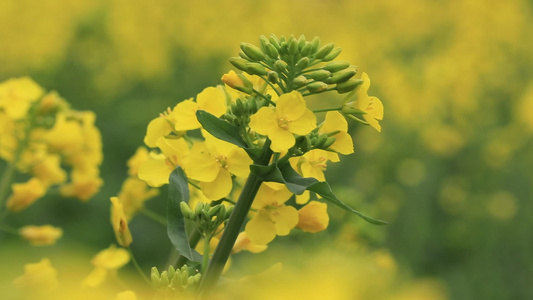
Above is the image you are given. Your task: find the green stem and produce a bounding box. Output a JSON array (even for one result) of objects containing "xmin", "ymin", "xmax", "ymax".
[
  {"xmin": 201, "ymin": 235, "xmax": 211, "ymax": 275},
  {"xmin": 198, "ymin": 140, "xmax": 273, "ymax": 295},
  {"xmin": 128, "ymin": 247, "xmax": 151, "ymax": 285},
  {"xmin": 313, "ymin": 107, "xmax": 343, "ymax": 113},
  {"xmin": 141, "ymin": 209, "xmax": 167, "ymax": 226},
  {"xmin": 0, "ymin": 225, "xmax": 19, "ymax": 235}
]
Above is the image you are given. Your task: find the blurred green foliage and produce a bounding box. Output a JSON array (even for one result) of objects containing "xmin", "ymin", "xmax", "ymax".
[{"xmin": 1, "ymin": 0, "xmax": 532, "ymax": 299}]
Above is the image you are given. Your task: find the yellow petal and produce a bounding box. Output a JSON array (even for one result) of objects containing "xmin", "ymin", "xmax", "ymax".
[
  {"xmin": 138, "ymin": 156, "xmax": 174, "ymax": 187},
  {"xmin": 19, "ymin": 225, "xmax": 63, "ymax": 246},
  {"xmin": 295, "ymin": 190, "xmax": 310, "ymax": 205},
  {"xmin": 184, "ymin": 142, "xmax": 219, "ymax": 182},
  {"xmin": 91, "ymin": 245, "xmax": 130, "ymax": 270},
  {"xmin": 249, "ymin": 107, "xmax": 277, "ymax": 135},
  {"xmin": 155, "ymin": 136, "xmax": 189, "ymax": 166},
  {"xmin": 288, "ymin": 109, "xmax": 316, "ymax": 135},
  {"xmin": 276, "ymin": 91, "xmax": 307, "ymax": 121},
  {"xmin": 245, "ymin": 212, "xmax": 276, "ymax": 245},
  {"xmin": 197, "ymin": 86, "xmax": 227, "ymax": 117},
  {"xmin": 301, "ymin": 161, "xmax": 326, "ymax": 182},
  {"xmin": 252, "ymin": 183, "xmax": 292, "ymax": 209},
  {"xmin": 364, "ymin": 114, "xmax": 382, "ymax": 132},
  {"xmin": 321, "ymin": 111, "xmax": 348, "ymax": 134},
  {"xmin": 297, "ymin": 201, "xmax": 329, "ymax": 233},
  {"xmin": 269, "ymin": 126, "xmax": 295, "ymax": 153},
  {"xmin": 330, "ymin": 131, "xmax": 354, "ymax": 155},
  {"xmin": 369, "ymin": 96, "xmax": 384, "ymax": 120},
  {"xmin": 203, "ymin": 130, "xmax": 237, "ymax": 157},
  {"xmin": 143, "ymin": 117, "xmax": 173, "ymax": 148},
  {"xmin": 110, "ymin": 197, "xmax": 133, "ymax": 247},
  {"xmin": 173, "ymin": 99, "xmax": 200, "ymax": 131},
  {"xmin": 272, "ymin": 205, "xmax": 298, "ymax": 236},
  {"xmin": 199, "ymin": 169, "xmax": 232, "ymax": 200},
  {"xmin": 82, "ymin": 267, "xmax": 107, "ymax": 288},
  {"xmin": 226, "ymin": 148, "xmax": 252, "ymax": 178},
  {"xmin": 13, "ymin": 258, "xmax": 58, "ymax": 292}
]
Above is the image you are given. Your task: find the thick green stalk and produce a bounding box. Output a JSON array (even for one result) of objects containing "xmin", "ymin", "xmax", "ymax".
[{"xmin": 198, "ymin": 141, "xmax": 272, "ymax": 295}]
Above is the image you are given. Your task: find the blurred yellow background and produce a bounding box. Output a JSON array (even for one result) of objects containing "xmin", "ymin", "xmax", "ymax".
[{"xmin": 1, "ymin": 0, "xmax": 532, "ymax": 299}]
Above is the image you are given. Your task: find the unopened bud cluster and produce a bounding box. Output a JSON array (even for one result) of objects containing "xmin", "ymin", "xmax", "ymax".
[
  {"xmin": 230, "ymin": 34, "xmax": 363, "ymax": 94},
  {"xmin": 180, "ymin": 202, "xmax": 233, "ymax": 237},
  {"xmin": 151, "ymin": 265, "xmax": 201, "ymax": 293},
  {"xmin": 294, "ymin": 131, "xmax": 337, "ymax": 155},
  {"xmin": 224, "ymin": 96, "xmax": 264, "ymax": 127}
]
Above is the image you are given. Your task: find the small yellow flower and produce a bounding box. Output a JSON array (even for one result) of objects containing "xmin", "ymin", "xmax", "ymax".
[
  {"xmin": 59, "ymin": 170, "xmax": 103, "ymax": 201},
  {"xmin": 173, "ymin": 86, "xmax": 227, "ymax": 131},
  {"xmin": 32, "ymin": 154, "xmax": 67, "ymax": 186},
  {"xmin": 185, "ymin": 132, "xmax": 252, "ymax": 200},
  {"xmin": 221, "ymin": 70, "xmax": 247, "ymax": 91},
  {"xmin": 0, "ymin": 77, "xmax": 44, "ymax": 119},
  {"xmin": 342, "ymin": 72, "xmax": 384, "ymax": 132},
  {"xmin": 19, "ymin": 225, "xmax": 63, "ymax": 246},
  {"xmin": 249, "ymin": 91, "xmax": 316, "ymax": 152},
  {"xmin": 297, "ymin": 201, "xmax": 329, "ymax": 233},
  {"xmin": 138, "ymin": 137, "xmax": 189, "ymax": 187},
  {"xmin": 110, "ymin": 197, "xmax": 133, "ymax": 247},
  {"xmin": 232, "ymin": 232, "xmax": 268, "ymax": 254},
  {"xmin": 319, "ymin": 111, "xmax": 354, "ymax": 155},
  {"xmin": 6, "ymin": 178, "xmax": 46, "ymax": 212},
  {"xmin": 83, "ymin": 245, "xmax": 130, "ymax": 288},
  {"xmin": 245, "ymin": 182, "xmax": 298, "ymax": 245},
  {"xmin": 13, "ymin": 258, "xmax": 58, "ymax": 292},
  {"xmin": 45, "ymin": 113, "xmax": 84, "ymax": 153},
  {"xmin": 290, "ymin": 149, "xmax": 339, "ymax": 182},
  {"xmin": 127, "ymin": 147, "xmax": 150, "ymax": 176}
]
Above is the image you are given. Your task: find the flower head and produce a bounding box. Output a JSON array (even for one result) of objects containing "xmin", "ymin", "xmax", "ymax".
[
  {"xmin": 250, "ymin": 91, "xmax": 316, "ymax": 152},
  {"xmin": 342, "ymin": 73, "xmax": 383, "ymax": 132},
  {"xmin": 19, "ymin": 225, "xmax": 63, "ymax": 246}
]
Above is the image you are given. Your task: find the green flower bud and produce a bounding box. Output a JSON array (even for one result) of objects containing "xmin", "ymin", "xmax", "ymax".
[
  {"xmin": 200, "ymin": 209, "xmax": 210, "ymax": 222},
  {"xmin": 336, "ymin": 79, "xmax": 364, "ymax": 94},
  {"xmin": 245, "ymin": 63, "xmax": 268, "ymax": 76},
  {"xmin": 296, "ymin": 57, "xmax": 310, "ymax": 70},
  {"xmin": 323, "ymin": 47, "xmax": 342, "ymax": 61},
  {"xmin": 160, "ymin": 271, "xmax": 170, "ymax": 287},
  {"xmin": 300, "ymin": 135, "xmax": 312, "ymax": 152},
  {"xmin": 274, "ymin": 60, "xmax": 288, "ymax": 73},
  {"xmin": 229, "ymin": 57, "xmax": 249, "ymax": 71},
  {"xmin": 321, "ymin": 137, "xmax": 336, "ymax": 149},
  {"xmin": 239, "ymin": 50, "xmax": 251, "ymax": 61},
  {"xmin": 314, "ymin": 134, "xmax": 328, "ymax": 148},
  {"xmin": 267, "ymin": 71, "xmax": 279, "ymax": 84},
  {"xmin": 171, "ymin": 272, "xmax": 182, "ymax": 289},
  {"xmin": 269, "ymin": 34, "xmax": 281, "ymax": 50},
  {"xmin": 247, "ymin": 99, "xmax": 259, "ymax": 113},
  {"xmin": 293, "ymin": 75, "xmax": 308, "ymax": 88},
  {"xmin": 240, "ymin": 43, "xmax": 265, "ymax": 61},
  {"xmin": 208, "ymin": 205, "xmax": 222, "ymax": 218},
  {"xmin": 181, "ymin": 269, "xmax": 189, "ymax": 286},
  {"xmin": 294, "ymin": 149, "xmax": 304, "ymax": 156},
  {"xmin": 187, "ymin": 276, "xmax": 195, "ymax": 287},
  {"xmin": 298, "ymin": 35, "xmax": 306, "ymax": 50},
  {"xmin": 324, "ymin": 61, "xmax": 350, "ymax": 72},
  {"xmin": 310, "ymin": 36, "xmax": 321, "ymax": 53},
  {"xmin": 309, "ymin": 70, "xmax": 331, "ymax": 81},
  {"xmin": 315, "ymin": 43, "xmax": 334, "ymax": 59},
  {"xmin": 151, "ymin": 267, "xmax": 161, "ymax": 287},
  {"xmin": 235, "ymin": 98, "xmax": 245, "ymax": 115},
  {"xmin": 328, "ymin": 69, "xmax": 356, "ymax": 84},
  {"xmin": 306, "ymin": 81, "xmax": 328, "ymax": 93},
  {"xmin": 265, "ymin": 44, "xmax": 279, "ymax": 59},
  {"xmin": 193, "ymin": 273, "xmax": 202, "ymax": 283},
  {"xmin": 216, "ymin": 205, "xmax": 227, "ymax": 221},
  {"xmin": 225, "ymin": 206, "xmax": 234, "ymax": 219},
  {"xmin": 288, "ymin": 38, "xmax": 298, "ymax": 56},
  {"xmin": 259, "ymin": 35, "xmax": 270, "ymax": 51},
  {"xmin": 300, "ymin": 42, "xmax": 313, "ymax": 56},
  {"xmin": 167, "ymin": 265, "xmax": 176, "ymax": 279},
  {"xmin": 194, "ymin": 202, "xmax": 204, "ymax": 216},
  {"xmin": 180, "ymin": 202, "xmax": 194, "ymax": 219}
]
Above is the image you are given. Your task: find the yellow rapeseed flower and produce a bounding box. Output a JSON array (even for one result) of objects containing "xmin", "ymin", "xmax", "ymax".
[
  {"xmin": 0, "ymin": 77, "xmax": 44, "ymax": 119},
  {"xmin": 117, "ymin": 177, "xmax": 159, "ymax": 220},
  {"xmin": 290, "ymin": 149, "xmax": 339, "ymax": 182},
  {"xmin": 297, "ymin": 201, "xmax": 329, "ymax": 233},
  {"xmin": 319, "ymin": 111, "xmax": 354, "ymax": 155},
  {"xmin": 138, "ymin": 137, "xmax": 189, "ymax": 187},
  {"xmin": 19, "ymin": 225, "xmax": 63, "ymax": 246},
  {"xmin": 342, "ymin": 73, "xmax": 384, "ymax": 132},
  {"xmin": 83, "ymin": 245, "xmax": 130, "ymax": 288},
  {"xmin": 6, "ymin": 178, "xmax": 46, "ymax": 212},
  {"xmin": 249, "ymin": 91, "xmax": 316, "ymax": 152},
  {"xmin": 173, "ymin": 86, "xmax": 227, "ymax": 131},
  {"xmin": 110, "ymin": 197, "xmax": 133, "ymax": 247},
  {"xmin": 13, "ymin": 258, "xmax": 59, "ymax": 292}
]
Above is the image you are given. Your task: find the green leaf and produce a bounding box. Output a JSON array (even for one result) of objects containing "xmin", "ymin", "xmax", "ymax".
[
  {"xmin": 251, "ymin": 162, "xmax": 387, "ymax": 225},
  {"xmin": 307, "ymin": 182, "xmax": 388, "ymax": 225},
  {"xmin": 196, "ymin": 110, "xmax": 247, "ymax": 148},
  {"xmin": 167, "ymin": 167, "xmax": 203, "ymax": 262}
]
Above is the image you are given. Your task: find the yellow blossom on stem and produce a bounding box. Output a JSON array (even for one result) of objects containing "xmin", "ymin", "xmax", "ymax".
[
  {"xmin": 342, "ymin": 72, "xmax": 384, "ymax": 132},
  {"xmin": 44, "ymin": 113, "xmax": 84, "ymax": 153},
  {"xmin": 232, "ymin": 232, "xmax": 268, "ymax": 254},
  {"xmin": 6, "ymin": 178, "xmax": 46, "ymax": 212},
  {"xmin": 127, "ymin": 147, "xmax": 150, "ymax": 177},
  {"xmin": 19, "ymin": 225, "xmax": 63, "ymax": 246},
  {"xmin": 185, "ymin": 132, "xmax": 252, "ymax": 200},
  {"xmin": 319, "ymin": 111, "xmax": 354, "ymax": 155},
  {"xmin": 143, "ymin": 107, "xmax": 177, "ymax": 148},
  {"xmin": 0, "ymin": 77, "xmax": 44, "ymax": 119},
  {"xmin": 110, "ymin": 197, "xmax": 133, "ymax": 247},
  {"xmin": 13, "ymin": 258, "xmax": 59, "ymax": 292},
  {"xmin": 249, "ymin": 91, "xmax": 316, "ymax": 152},
  {"xmin": 59, "ymin": 170, "xmax": 103, "ymax": 201},
  {"xmin": 138, "ymin": 137, "xmax": 189, "ymax": 187},
  {"xmin": 245, "ymin": 182, "xmax": 298, "ymax": 245},
  {"xmin": 297, "ymin": 201, "xmax": 329, "ymax": 233},
  {"xmin": 32, "ymin": 154, "xmax": 67, "ymax": 186},
  {"xmin": 83, "ymin": 245, "xmax": 130, "ymax": 288},
  {"xmin": 173, "ymin": 86, "xmax": 227, "ymax": 131},
  {"xmin": 290, "ymin": 149, "xmax": 339, "ymax": 182}
]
